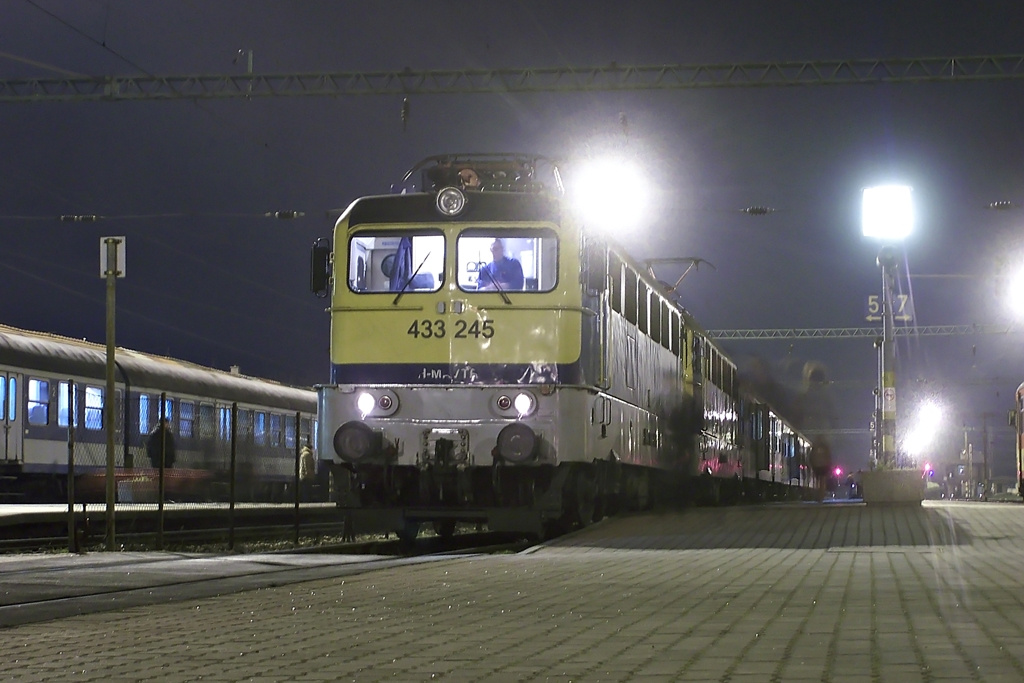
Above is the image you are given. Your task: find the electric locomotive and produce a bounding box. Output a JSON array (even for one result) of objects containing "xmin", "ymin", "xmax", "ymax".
[{"xmin": 311, "ymin": 153, "xmax": 791, "ymax": 538}]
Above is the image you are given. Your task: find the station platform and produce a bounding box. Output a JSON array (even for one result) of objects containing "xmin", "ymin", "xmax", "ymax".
[{"xmin": 3, "ymin": 500, "xmax": 1024, "ymax": 682}]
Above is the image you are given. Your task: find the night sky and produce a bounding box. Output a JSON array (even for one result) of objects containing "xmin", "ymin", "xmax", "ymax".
[{"xmin": 3, "ymin": 1, "xmax": 1023, "ymax": 474}]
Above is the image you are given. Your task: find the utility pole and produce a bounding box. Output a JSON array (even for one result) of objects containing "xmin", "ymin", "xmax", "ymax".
[
  {"xmin": 982, "ymin": 413, "xmax": 990, "ymax": 500},
  {"xmin": 100, "ymin": 237, "xmax": 125, "ymax": 550}
]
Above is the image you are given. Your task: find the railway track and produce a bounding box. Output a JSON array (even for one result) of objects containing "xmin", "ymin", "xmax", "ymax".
[
  {"xmin": 0, "ymin": 503, "xmax": 537, "ymax": 555},
  {"xmin": 0, "ymin": 528, "xmax": 538, "ymax": 628},
  {"xmin": 0, "ymin": 505, "xmax": 344, "ymax": 553}
]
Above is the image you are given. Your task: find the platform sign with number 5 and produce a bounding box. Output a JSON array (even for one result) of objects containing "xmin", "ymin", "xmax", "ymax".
[{"xmin": 865, "ymin": 294, "xmax": 912, "ymax": 322}]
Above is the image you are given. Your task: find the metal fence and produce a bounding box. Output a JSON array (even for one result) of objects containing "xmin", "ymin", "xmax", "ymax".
[{"xmin": 64, "ymin": 390, "xmax": 331, "ymax": 552}]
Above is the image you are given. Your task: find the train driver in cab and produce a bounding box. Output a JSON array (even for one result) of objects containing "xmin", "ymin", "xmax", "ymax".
[
  {"xmin": 478, "ymin": 238, "xmax": 524, "ymax": 291},
  {"xmin": 458, "ymin": 167, "xmax": 482, "ymax": 190}
]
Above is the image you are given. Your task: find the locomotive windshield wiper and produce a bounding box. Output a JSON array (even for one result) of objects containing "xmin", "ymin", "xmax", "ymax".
[
  {"xmin": 392, "ymin": 253, "xmax": 431, "ymax": 306},
  {"xmin": 480, "ymin": 270, "xmax": 513, "ymax": 305}
]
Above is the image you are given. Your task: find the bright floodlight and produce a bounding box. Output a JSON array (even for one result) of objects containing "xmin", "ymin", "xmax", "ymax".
[
  {"xmin": 862, "ymin": 185, "xmax": 914, "ymax": 240},
  {"xmin": 1008, "ymin": 263, "xmax": 1024, "ymax": 318},
  {"xmin": 569, "ymin": 156, "xmax": 651, "ymax": 233},
  {"xmin": 904, "ymin": 401, "xmax": 942, "ymax": 458}
]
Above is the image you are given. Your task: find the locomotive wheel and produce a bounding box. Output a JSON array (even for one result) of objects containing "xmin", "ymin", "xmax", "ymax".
[
  {"xmin": 396, "ymin": 520, "xmax": 420, "ymax": 544},
  {"xmin": 569, "ymin": 467, "xmax": 597, "ymax": 527},
  {"xmin": 634, "ymin": 470, "xmax": 652, "ymax": 511},
  {"xmin": 432, "ymin": 520, "xmax": 456, "ymax": 538}
]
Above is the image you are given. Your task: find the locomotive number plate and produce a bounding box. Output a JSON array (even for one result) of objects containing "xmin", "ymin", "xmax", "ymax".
[{"xmin": 406, "ymin": 318, "xmax": 495, "ymax": 340}]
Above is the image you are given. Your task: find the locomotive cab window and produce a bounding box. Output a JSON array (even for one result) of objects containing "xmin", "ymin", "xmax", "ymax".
[
  {"xmin": 457, "ymin": 228, "xmax": 558, "ymax": 292},
  {"xmin": 348, "ymin": 230, "xmax": 444, "ymax": 293}
]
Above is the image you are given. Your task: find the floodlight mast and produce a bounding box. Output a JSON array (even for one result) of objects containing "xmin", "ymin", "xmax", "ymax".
[{"xmin": 862, "ymin": 186, "xmax": 914, "ymax": 469}]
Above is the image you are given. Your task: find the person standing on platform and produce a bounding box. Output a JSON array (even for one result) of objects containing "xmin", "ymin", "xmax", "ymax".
[{"xmin": 147, "ymin": 417, "xmax": 176, "ymax": 469}]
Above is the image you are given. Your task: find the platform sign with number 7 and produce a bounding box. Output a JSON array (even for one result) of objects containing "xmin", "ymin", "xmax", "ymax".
[{"xmin": 865, "ymin": 294, "xmax": 912, "ymax": 322}]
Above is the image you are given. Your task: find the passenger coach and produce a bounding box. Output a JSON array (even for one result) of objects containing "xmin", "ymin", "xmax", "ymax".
[{"xmin": 0, "ymin": 324, "xmax": 317, "ymax": 502}]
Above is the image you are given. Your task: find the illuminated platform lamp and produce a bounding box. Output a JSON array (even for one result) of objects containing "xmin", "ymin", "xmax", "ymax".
[{"xmin": 862, "ymin": 185, "xmax": 914, "ymax": 469}]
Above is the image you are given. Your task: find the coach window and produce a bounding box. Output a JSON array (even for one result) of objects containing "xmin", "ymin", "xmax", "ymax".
[
  {"xmin": 348, "ymin": 231, "xmax": 444, "ymax": 293},
  {"xmin": 58, "ymin": 382, "xmax": 78, "ymax": 427},
  {"xmin": 27, "ymin": 378, "xmax": 49, "ymax": 426},
  {"xmin": 198, "ymin": 403, "xmax": 215, "ymax": 438},
  {"xmin": 457, "ymin": 228, "xmax": 558, "ymax": 292},
  {"xmin": 661, "ymin": 302, "xmax": 671, "ymax": 350},
  {"xmin": 218, "ymin": 406, "xmax": 232, "ymax": 441},
  {"xmin": 237, "ymin": 409, "xmax": 253, "ymax": 442},
  {"xmin": 179, "ymin": 401, "xmax": 195, "ymax": 438},
  {"xmin": 670, "ymin": 311, "xmax": 680, "ymax": 356},
  {"xmin": 254, "ymin": 411, "xmax": 267, "ymax": 445},
  {"xmin": 678, "ymin": 322, "xmax": 686, "ymax": 364},
  {"xmin": 301, "ymin": 417, "xmax": 313, "ymax": 447},
  {"xmin": 139, "ymin": 394, "xmax": 151, "ymax": 433},
  {"xmin": 285, "ymin": 415, "xmax": 297, "ymax": 449},
  {"xmin": 609, "ymin": 253, "xmax": 623, "ymax": 313},
  {"xmin": 270, "ymin": 413, "xmax": 282, "ymax": 447},
  {"xmin": 84, "ymin": 386, "xmax": 103, "ymax": 430},
  {"xmin": 2, "ymin": 377, "xmax": 11, "ymax": 422},
  {"xmin": 700, "ymin": 339, "xmax": 708, "ymax": 382},
  {"xmin": 6, "ymin": 378, "xmax": 13, "ymax": 421},
  {"xmin": 638, "ymin": 284, "xmax": 649, "ymax": 336},
  {"xmin": 649, "ymin": 292, "xmax": 661, "ymax": 344},
  {"xmin": 624, "ymin": 268, "xmax": 638, "ymax": 324}
]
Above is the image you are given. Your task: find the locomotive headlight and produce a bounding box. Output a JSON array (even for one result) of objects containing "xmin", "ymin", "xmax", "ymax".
[
  {"xmin": 356, "ymin": 390, "xmax": 399, "ymax": 417},
  {"xmin": 436, "ymin": 187, "xmax": 467, "ymax": 216},
  {"xmin": 493, "ymin": 391, "xmax": 536, "ymax": 417},
  {"xmin": 514, "ymin": 392, "xmax": 536, "ymax": 417},
  {"xmin": 357, "ymin": 392, "xmax": 376, "ymax": 417}
]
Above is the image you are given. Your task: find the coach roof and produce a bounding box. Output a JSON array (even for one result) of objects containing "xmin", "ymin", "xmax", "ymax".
[{"xmin": 0, "ymin": 324, "xmax": 314, "ymax": 412}]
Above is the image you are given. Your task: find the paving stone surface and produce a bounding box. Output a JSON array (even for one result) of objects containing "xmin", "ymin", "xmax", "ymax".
[{"xmin": 3, "ymin": 501, "xmax": 1024, "ymax": 682}]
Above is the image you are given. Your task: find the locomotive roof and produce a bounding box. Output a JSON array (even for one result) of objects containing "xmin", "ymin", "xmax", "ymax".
[{"xmin": 0, "ymin": 324, "xmax": 315, "ymax": 412}]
